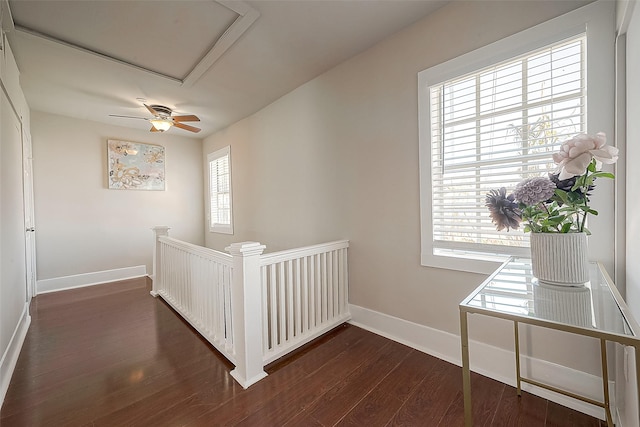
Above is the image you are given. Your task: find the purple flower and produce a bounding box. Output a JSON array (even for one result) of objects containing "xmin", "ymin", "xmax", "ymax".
[
  {"xmin": 513, "ymin": 177, "xmax": 556, "ymax": 206},
  {"xmin": 485, "ymin": 188, "xmax": 521, "ymax": 231}
]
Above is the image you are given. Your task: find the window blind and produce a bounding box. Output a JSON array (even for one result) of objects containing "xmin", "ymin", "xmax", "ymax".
[
  {"xmin": 429, "ymin": 35, "xmax": 585, "ymax": 255},
  {"xmin": 209, "ymin": 152, "xmax": 231, "ymax": 228}
]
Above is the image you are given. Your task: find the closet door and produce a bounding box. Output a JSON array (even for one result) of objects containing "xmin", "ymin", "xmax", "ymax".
[
  {"xmin": 0, "ymin": 88, "xmax": 28, "ymax": 355},
  {"xmin": 22, "ymin": 130, "xmax": 35, "ymax": 297}
]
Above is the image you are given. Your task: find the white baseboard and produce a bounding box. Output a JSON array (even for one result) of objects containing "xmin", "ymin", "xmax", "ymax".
[
  {"xmin": 349, "ymin": 304, "xmax": 610, "ymax": 421},
  {"xmin": 1, "ymin": 302, "xmax": 31, "ymax": 405},
  {"xmin": 36, "ymin": 265, "xmax": 147, "ymax": 294}
]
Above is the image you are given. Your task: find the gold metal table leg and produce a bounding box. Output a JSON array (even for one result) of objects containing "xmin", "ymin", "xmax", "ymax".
[
  {"xmin": 460, "ymin": 309, "xmax": 472, "ymax": 427},
  {"xmin": 600, "ymin": 339, "xmax": 613, "ymax": 427}
]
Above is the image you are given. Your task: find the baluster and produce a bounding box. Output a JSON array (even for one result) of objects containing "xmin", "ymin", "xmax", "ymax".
[
  {"xmin": 261, "ymin": 266, "xmax": 269, "ymax": 353},
  {"xmin": 200, "ymin": 258, "xmax": 206, "ymax": 330},
  {"xmin": 184, "ymin": 249, "xmax": 189, "ymax": 314},
  {"xmin": 224, "ymin": 264, "xmax": 233, "ymax": 349},
  {"xmin": 302, "ymin": 256, "xmax": 309, "ymax": 333},
  {"xmin": 167, "ymin": 245, "xmax": 173, "ymax": 299},
  {"xmin": 287, "ymin": 260, "xmax": 294, "ymax": 342},
  {"xmin": 315, "ymin": 254, "xmax": 321, "ymax": 327},
  {"xmin": 322, "ymin": 252, "xmax": 327, "ymax": 323},
  {"xmin": 309, "ymin": 255, "xmax": 315, "ymax": 329},
  {"xmin": 328, "ymin": 251, "xmax": 334, "ymax": 320},
  {"xmin": 337, "ymin": 248, "xmax": 344, "ymax": 315},
  {"xmin": 204, "ymin": 259, "xmax": 210, "ymax": 335},
  {"xmin": 269, "ymin": 264, "xmax": 277, "ymax": 348},
  {"xmin": 278, "ymin": 261, "xmax": 286, "ymax": 343},
  {"xmin": 294, "ymin": 258, "xmax": 302, "ymax": 336},
  {"xmin": 333, "ymin": 250, "xmax": 339, "ymax": 317},
  {"xmin": 222, "ymin": 264, "xmax": 229, "ymax": 344},
  {"xmin": 343, "ymin": 247, "xmax": 349, "ymax": 315},
  {"xmin": 193, "ymin": 255, "xmax": 199, "ymax": 325},
  {"xmin": 219, "ymin": 263, "xmax": 226, "ymax": 343}
]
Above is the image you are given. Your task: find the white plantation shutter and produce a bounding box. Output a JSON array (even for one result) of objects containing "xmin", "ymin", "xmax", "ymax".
[
  {"xmin": 208, "ymin": 146, "xmax": 233, "ymax": 234},
  {"xmin": 429, "ymin": 35, "xmax": 585, "ymax": 256}
]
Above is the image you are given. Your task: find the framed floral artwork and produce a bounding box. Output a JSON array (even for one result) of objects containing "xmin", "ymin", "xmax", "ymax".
[{"xmin": 107, "ymin": 140, "xmax": 165, "ymax": 190}]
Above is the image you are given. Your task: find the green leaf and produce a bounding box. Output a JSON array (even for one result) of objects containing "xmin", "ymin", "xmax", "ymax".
[
  {"xmin": 591, "ymin": 172, "xmax": 615, "ymax": 179},
  {"xmin": 560, "ymin": 223, "xmax": 572, "ymax": 233},
  {"xmin": 554, "ymin": 189, "xmax": 569, "ymax": 204}
]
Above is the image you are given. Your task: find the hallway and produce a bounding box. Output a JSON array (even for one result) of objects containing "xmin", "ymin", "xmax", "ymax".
[{"xmin": 1, "ymin": 278, "xmax": 604, "ymax": 426}]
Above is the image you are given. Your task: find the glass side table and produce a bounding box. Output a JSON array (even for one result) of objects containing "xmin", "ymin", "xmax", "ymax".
[{"xmin": 459, "ymin": 258, "xmax": 640, "ymax": 427}]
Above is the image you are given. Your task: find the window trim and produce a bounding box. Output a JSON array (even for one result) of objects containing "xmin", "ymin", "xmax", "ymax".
[
  {"xmin": 418, "ymin": 1, "xmax": 614, "ymax": 274},
  {"xmin": 207, "ymin": 146, "xmax": 233, "ymax": 235}
]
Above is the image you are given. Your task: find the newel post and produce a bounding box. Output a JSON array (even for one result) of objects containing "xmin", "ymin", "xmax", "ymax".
[
  {"xmin": 151, "ymin": 226, "xmax": 170, "ymax": 297},
  {"xmin": 226, "ymin": 241, "xmax": 267, "ymax": 388}
]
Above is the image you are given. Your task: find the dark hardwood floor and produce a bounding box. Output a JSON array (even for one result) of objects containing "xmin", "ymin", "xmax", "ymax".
[{"xmin": 1, "ymin": 278, "xmax": 605, "ymax": 426}]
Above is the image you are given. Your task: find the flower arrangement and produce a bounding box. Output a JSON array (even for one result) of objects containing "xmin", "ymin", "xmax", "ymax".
[{"xmin": 486, "ymin": 132, "xmax": 618, "ymax": 234}]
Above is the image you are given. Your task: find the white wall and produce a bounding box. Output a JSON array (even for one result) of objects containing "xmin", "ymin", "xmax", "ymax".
[
  {"xmin": 204, "ymin": 0, "xmax": 607, "ymax": 375},
  {"xmin": 203, "ymin": 81, "xmax": 348, "ymax": 253},
  {"xmin": 31, "ymin": 111, "xmax": 205, "ymax": 283}
]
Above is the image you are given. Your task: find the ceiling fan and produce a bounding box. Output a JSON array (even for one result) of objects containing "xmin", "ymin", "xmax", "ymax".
[{"xmin": 110, "ymin": 104, "xmax": 201, "ymax": 133}]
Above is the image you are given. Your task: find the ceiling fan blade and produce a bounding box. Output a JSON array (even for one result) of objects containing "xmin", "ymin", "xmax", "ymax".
[
  {"xmin": 109, "ymin": 114, "xmax": 148, "ymax": 120},
  {"xmin": 172, "ymin": 115, "xmax": 200, "ymax": 122},
  {"xmin": 144, "ymin": 104, "xmax": 160, "ymax": 116},
  {"xmin": 174, "ymin": 122, "xmax": 201, "ymax": 133}
]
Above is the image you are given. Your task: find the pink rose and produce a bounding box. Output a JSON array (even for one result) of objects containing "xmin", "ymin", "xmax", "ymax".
[{"xmin": 552, "ymin": 132, "xmax": 618, "ymax": 180}]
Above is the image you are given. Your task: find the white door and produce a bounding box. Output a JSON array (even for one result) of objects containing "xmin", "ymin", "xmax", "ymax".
[
  {"xmin": 22, "ymin": 130, "xmax": 36, "ymax": 297},
  {"xmin": 0, "ymin": 88, "xmax": 28, "ymax": 354}
]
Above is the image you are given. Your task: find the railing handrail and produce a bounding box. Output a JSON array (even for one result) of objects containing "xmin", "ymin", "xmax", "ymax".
[
  {"xmin": 160, "ymin": 235, "xmax": 233, "ymax": 266},
  {"xmin": 259, "ymin": 239, "xmax": 349, "ymax": 266}
]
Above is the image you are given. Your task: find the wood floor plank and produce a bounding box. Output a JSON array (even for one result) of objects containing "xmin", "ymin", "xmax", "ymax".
[
  {"xmin": 232, "ymin": 332, "xmax": 393, "ymax": 426},
  {"xmin": 386, "ymin": 361, "xmax": 462, "ymax": 426},
  {"xmin": 303, "ymin": 339, "xmax": 412, "ymax": 426},
  {"xmin": 197, "ymin": 325, "xmax": 364, "ymax": 426},
  {"xmin": 1, "ymin": 279, "xmax": 609, "ymax": 426},
  {"xmin": 438, "ymin": 372, "xmax": 505, "ymax": 426},
  {"xmin": 332, "ymin": 349, "xmax": 439, "ymax": 426},
  {"xmin": 492, "ymin": 389, "xmax": 548, "ymax": 426}
]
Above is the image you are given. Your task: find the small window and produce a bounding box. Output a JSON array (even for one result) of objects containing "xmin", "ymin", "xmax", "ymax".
[{"xmin": 208, "ymin": 146, "xmax": 233, "ymax": 234}]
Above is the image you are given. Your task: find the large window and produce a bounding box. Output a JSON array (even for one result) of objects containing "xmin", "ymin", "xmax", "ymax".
[
  {"xmin": 208, "ymin": 146, "xmax": 233, "ymax": 234},
  {"xmin": 431, "ymin": 36, "xmax": 585, "ymax": 254},
  {"xmin": 418, "ymin": 2, "xmax": 614, "ymax": 273}
]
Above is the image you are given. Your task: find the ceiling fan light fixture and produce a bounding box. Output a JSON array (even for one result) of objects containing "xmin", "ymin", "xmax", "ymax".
[{"xmin": 150, "ymin": 119, "xmax": 173, "ymax": 132}]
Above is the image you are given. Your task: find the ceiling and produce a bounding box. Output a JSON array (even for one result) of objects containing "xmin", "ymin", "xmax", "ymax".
[{"xmin": 5, "ymin": 0, "xmax": 447, "ymax": 138}]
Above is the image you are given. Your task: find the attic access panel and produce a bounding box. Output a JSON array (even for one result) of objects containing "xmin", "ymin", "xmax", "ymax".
[{"xmin": 8, "ymin": 0, "xmax": 254, "ymax": 84}]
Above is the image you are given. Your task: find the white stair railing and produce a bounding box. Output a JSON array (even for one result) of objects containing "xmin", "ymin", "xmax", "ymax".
[
  {"xmin": 151, "ymin": 227, "xmax": 350, "ymax": 389},
  {"xmin": 260, "ymin": 240, "xmax": 350, "ymax": 364},
  {"xmin": 151, "ymin": 226, "xmax": 237, "ymax": 363}
]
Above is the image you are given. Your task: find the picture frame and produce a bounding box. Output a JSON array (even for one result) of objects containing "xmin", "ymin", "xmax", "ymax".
[{"xmin": 107, "ymin": 139, "xmax": 165, "ymax": 190}]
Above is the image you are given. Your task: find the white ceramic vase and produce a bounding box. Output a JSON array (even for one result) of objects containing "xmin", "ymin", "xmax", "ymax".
[{"xmin": 529, "ymin": 232, "xmax": 589, "ymax": 286}]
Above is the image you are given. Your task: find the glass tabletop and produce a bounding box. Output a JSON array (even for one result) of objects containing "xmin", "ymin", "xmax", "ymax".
[{"xmin": 461, "ymin": 258, "xmax": 635, "ymax": 338}]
